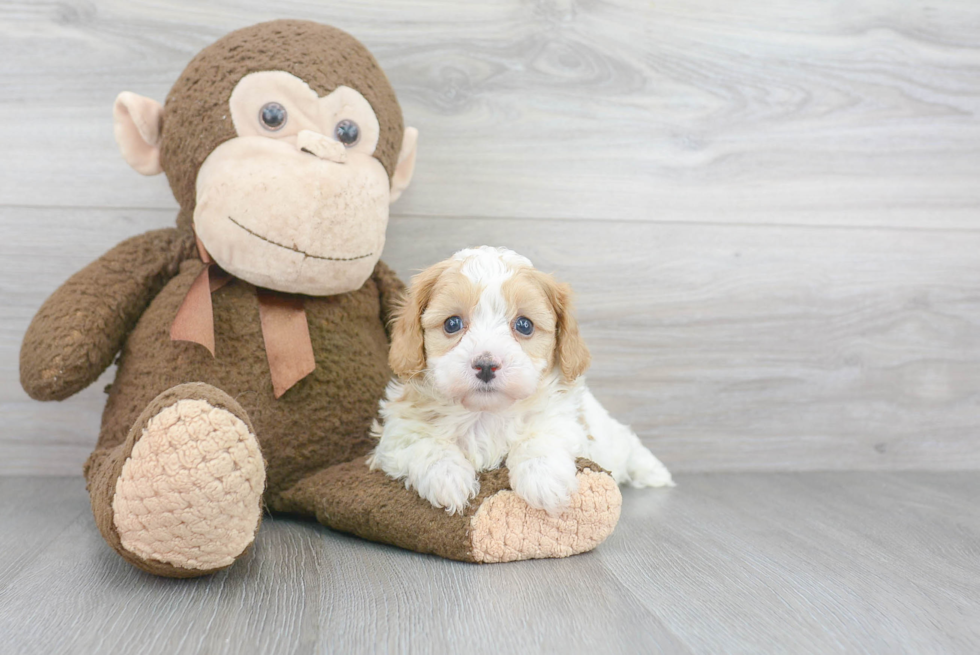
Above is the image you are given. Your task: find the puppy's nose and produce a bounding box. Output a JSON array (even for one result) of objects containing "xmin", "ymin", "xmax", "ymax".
[{"xmin": 473, "ymin": 358, "xmax": 499, "ymax": 383}]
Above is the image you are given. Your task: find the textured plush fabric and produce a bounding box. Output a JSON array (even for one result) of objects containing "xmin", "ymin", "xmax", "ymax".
[
  {"xmin": 160, "ymin": 20, "xmax": 405, "ymax": 222},
  {"xmin": 90, "ymin": 257, "xmax": 401, "ymax": 502},
  {"xmin": 85, "ymin": 382, "xmax": 262, "ymax": 578},
  {"xmin": 469, "ymin": 463, "xmax": 623, "ymax": 563},
  {"xmin": 113, "ymin": 397, "xmax": 265, "ymax": 571},
  {"xmin": 277, "ymin": 457, "xmax": 620, "ymax": 563},
  {"xmin": 20, "ymin": 228, "xmax": 194, "ymax": 401},
  {"xmin": 275, "ymin": 455, "xmax": 475, "ymax": 561}
]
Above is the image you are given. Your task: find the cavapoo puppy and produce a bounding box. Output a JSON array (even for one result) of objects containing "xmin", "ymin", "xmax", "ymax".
[{"xmin": 368, "ymin": 246, "xmax": 673, "ymax": 515}]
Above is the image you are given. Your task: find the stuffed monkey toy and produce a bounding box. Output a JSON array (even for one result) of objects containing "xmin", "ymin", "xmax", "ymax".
[{"xmin": 19, "ymin": 20, "xmax": 622, "ymax": 577}]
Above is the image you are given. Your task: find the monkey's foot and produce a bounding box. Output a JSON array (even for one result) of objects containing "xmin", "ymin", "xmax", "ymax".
[
  {"xmin": 468, "ymin": 459, "xmax": 622, "ymax": 563},
  {"xmin": 105, "ymin": 383, "xmax": 265, "ymax": 577},
  {"xmin": 276, "ymin": 457, "xmax": 621, "ymax": 564}
]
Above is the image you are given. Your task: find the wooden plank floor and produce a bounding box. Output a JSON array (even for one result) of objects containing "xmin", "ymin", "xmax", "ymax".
[{"xmin": 1, "ymin": 473, "xmax": 977, "ymax": 654}]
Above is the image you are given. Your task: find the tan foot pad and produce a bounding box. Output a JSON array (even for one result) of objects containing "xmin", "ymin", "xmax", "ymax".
[
  {"xmin": 112, "ymin": 399, "xmax": 265, "ymax": 571},
  {"xmin": 469, "ymin": 467, "xmax": 623, "ymax": 563}
]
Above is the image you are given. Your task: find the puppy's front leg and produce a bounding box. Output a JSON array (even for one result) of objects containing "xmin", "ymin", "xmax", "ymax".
[
  {"xmin": 369, "ymin": 436, "xmax": 479, "ymax": 515},
  {"xmin": 507, "ymin": 435, "xmax": 580, "ymax": 516}
]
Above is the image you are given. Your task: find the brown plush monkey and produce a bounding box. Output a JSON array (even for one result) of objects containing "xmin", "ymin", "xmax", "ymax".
[{"xmin": 19, "ymin": 20, "xmax": 622, "ymax": 578}]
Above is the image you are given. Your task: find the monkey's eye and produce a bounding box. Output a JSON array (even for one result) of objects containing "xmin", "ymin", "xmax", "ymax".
[
  {"xmin": 334, "ymin": 119, "xmax": 360, "ymax": 146},
  {"xmin": 259, "ymin": 102, "xmax": 287, "ymax": 131},
  {"xmin": 514, "ymin": 317, "xmax": 534, "ymax": 336},
  {"xmin": 444, "ymin": 316, "xmax": 464, "ymax": 335}
]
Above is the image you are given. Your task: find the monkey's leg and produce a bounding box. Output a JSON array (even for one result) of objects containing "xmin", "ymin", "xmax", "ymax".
[
  {"xmin": 84, "ymin": 383, "xmax": 266, "ymax": 578},
  {"xmin": 274, "ymin": 457, "xmax": 622, "ymax": 563}
]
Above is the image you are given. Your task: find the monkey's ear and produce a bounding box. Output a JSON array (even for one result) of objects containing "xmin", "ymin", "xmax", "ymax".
[
  {"xmin": 389, "ymin": 127, "xmax": 418, "ymax": 203},
  {"xmin": 113, "ymin": 92, "xmax": 164, "ymax": 176}
]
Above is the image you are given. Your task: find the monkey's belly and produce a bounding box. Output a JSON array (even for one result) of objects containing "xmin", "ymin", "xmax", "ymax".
[{"xmin": 98, "ymin": 261, "xmax": 392, "ymax": 500}]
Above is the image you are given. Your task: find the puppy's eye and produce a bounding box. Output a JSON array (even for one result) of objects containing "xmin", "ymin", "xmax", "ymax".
[
  {"xmin": 514, "ymin": 316, "xmax": 534, "ymax": 336},
  {"xmin": 444, "ymin": 316, "xmax": 464, "ymax": 334},
  {"xmin": 259, "ymin": 102, "xmax": 287, "ymax": 131},
  {"xmin": 335, "ymin": 119, "xmax": 360, "ymax": 146}
]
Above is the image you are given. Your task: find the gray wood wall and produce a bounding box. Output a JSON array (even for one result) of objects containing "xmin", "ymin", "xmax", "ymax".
[{"xmin": 3, "ymin": 0, "xmax": 979, "ymax": 475}]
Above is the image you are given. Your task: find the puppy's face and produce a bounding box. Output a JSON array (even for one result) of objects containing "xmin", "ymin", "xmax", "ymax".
[{"xmin": 390, "ymin": 247, "xmax": 590, "ymax": 411}]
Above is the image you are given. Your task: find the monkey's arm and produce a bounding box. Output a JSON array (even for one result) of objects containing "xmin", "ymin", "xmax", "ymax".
[
  {"xmin": 20, "ymin": 228, "xmax": 194, "ymax": 401},
  {"xmin": 371, "ymin": 260, "xmax": 406, "ymax": 342}
]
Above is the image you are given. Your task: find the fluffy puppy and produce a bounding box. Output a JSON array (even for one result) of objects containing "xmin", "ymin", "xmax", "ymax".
[{"xmin": 368, "ymin": 246, "xmax": 673, "ymax": 515}]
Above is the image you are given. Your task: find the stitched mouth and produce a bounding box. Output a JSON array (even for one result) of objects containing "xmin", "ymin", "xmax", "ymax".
[{"xmin": 227, "ymin": 216, "xmax": 373, "ymax": 262}]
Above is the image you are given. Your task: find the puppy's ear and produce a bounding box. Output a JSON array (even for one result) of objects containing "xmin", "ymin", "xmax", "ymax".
[
  {"xmin": 389, "ymin": 262, "xmax": 450, "ymax": 378},
  {"xmin": 534, "ymin": 272, "xmax": 591, "ymax": 381}
]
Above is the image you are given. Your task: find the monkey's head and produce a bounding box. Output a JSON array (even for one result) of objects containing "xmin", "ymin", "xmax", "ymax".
[{"xmin": 112, "ymin": 20, "xmax": 418, "ymax": 296}]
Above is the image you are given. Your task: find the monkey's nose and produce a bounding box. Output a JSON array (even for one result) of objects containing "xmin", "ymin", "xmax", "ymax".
[
  {"xmin": 296, "ymin": 129, "xmax": 347, "ymax": 163},
  {"xmin": 473, "ymin": 358, "xmax": 499, "ymax": 383}
]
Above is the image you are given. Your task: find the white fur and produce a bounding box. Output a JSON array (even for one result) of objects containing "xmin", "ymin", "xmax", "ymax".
[{"xmin": 369, "ymin": 247, "xmax": 673, "ymax": 515}]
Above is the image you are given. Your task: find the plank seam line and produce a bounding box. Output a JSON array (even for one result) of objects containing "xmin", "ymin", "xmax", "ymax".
[{"xmin": 3, "ymin": 204, "xmax": 980, "ymax": 236}]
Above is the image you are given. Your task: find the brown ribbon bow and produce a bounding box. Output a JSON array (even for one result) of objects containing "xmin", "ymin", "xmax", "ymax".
[{"xmin": 170, "ymin": 239, "xmax": 316, "ymax": 398}]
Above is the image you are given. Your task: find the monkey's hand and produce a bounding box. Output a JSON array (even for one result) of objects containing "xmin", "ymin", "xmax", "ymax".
[{"xmin": 20, "ymin": 228, "xmax": 193, "ymax": 401}]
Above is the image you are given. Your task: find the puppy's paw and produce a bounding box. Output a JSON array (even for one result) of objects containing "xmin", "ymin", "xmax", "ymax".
[
  {"xmin": 414, "ymin": 456, "xmax": 480, "ymax": 515},
  {"xmin": 508, "ymin": 455, "xmax": 580, "ymax": 516},
  {"xmin": 627, "ymin": 448, "xmax": 675, "ymax": 488}
]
